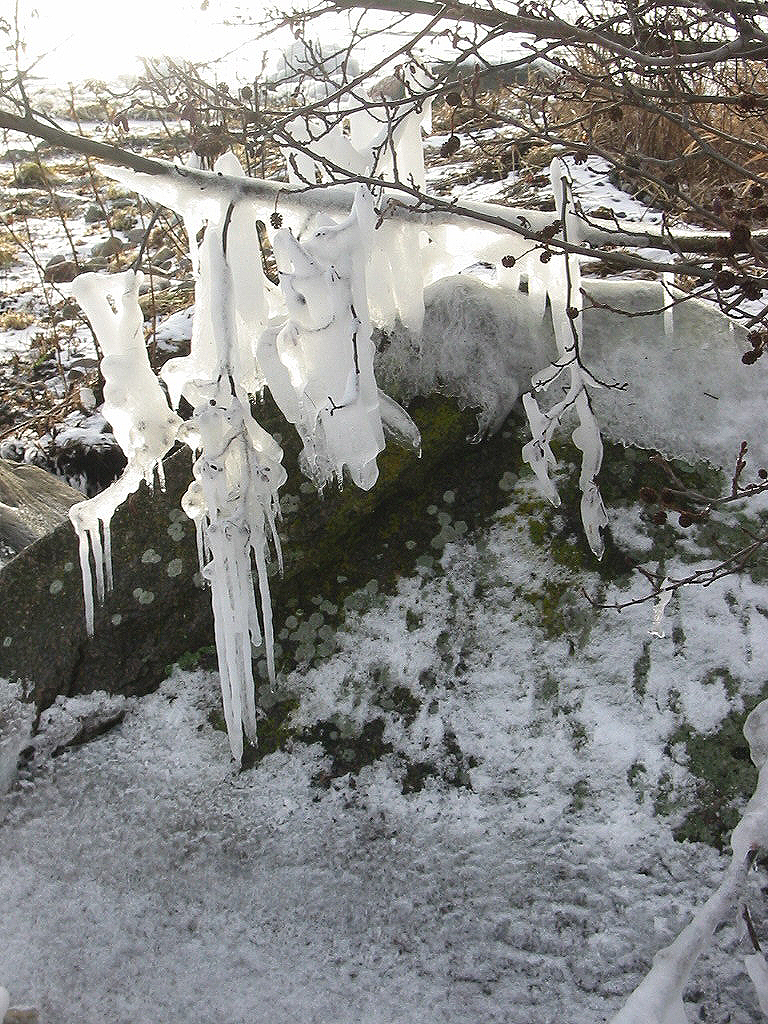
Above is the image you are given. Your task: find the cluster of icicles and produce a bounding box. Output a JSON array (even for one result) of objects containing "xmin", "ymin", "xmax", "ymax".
[{"xmin": 69, "ymin": 98, "xmax": 607, "ymax": 762}]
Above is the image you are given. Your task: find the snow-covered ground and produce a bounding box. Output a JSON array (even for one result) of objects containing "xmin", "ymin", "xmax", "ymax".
[{"xmin": 2, "ymin": 481, "xmax": 768, "ymax": 1022}]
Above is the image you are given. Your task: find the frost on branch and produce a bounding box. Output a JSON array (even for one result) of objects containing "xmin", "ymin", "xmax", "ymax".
[
  {"xmin": 608, "ymin": 698, "xmax": 768, "ymax": 1024},
  {"xmin": 521, "ymin": 158, "xmax": 608, "ymax": 558}
]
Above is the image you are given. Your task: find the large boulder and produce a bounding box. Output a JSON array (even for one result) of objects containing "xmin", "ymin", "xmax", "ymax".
[
  {"xmin": 0, "ymin": 395, "xmax": 531, "ymax": 711},
  {"xmin": 0, "ymin": 460, "xmax": 82, "ymax": 557}
]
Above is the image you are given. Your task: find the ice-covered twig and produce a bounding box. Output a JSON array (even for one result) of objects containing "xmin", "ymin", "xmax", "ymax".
[
  {"xmin": 521, "ymin": 158, "xmax": 607, "ymax": 558},
  {"xmin": 609, "ymin": 698, "xmax": 768, "ymax": 1023}
]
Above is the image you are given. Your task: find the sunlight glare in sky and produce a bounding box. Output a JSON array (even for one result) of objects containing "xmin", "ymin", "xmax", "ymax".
[{"xmin": 16, "ymin": 0, "xmax": 259, "ymax": 83}]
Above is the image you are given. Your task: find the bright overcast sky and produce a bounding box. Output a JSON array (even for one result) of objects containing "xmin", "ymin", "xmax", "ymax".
[{"xmin": 11, "ymin": 0, "xmax": 267, "ymax": 84}]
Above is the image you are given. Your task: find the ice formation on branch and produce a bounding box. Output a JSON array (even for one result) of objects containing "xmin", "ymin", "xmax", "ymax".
[
  {"xmin": 257, "ymin": 188, "xmax": 385, "ymax": 490},
  {"xmin": 521, "ymin": 158, "xmax": 608, "ymax": 558},
  {"xmin": 281, "ymin": 92, "xmax": 431, "ymax": 334},
  {"xmin": 609, "ymin": 698, "xmax": 768, "ymax": 1024},
  {"xmin": 68, "ymin": 269, "xmax": 182, "ymax": 632},
  {"xmin": 71, "ymin": 148, "xmax": 420, "ymax": 762},
  {"xmin": 70, "ymin": 119, "xmax": 617, "ymax": 763}
]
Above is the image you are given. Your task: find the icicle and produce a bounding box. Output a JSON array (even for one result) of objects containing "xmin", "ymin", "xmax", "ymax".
[
  {"xmin": 182, "ymin": 152, "xmax": 206, "ymax": 280},
  {"xmin": 76, "ymin": 527, "xmax": 95, "ymax": 635},
  {"xmin": 378, "ymin": 391, "xmax": 422, "ymax": 452},
  {"xmin": 181, "ymin": 204, "xmax": 287, "ymax": 762},
  {"xmin": 520, "ymin": 393, "xmax": 561, "ymax": 506},
  {"xmin": 364, "ymin": 220, "xmax": 426, "ymax": 334},
  {"xmin": 213, "ymin": 152, "xmax": 270, "ymax": 393},
  {"xmin": 279, "ymin": 97, "xmax": 431, "ymax": 335}
]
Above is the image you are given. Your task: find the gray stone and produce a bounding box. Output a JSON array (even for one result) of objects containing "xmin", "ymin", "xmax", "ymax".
[
  {"xmin": 91, "ymin": 236, "xmax": 127, "ymax": 258},
  {"xmin": 12, "ymin": 162, "xmax": 59, "ymax": 189},
  {"xmin": 43, "ymin": 259, "xmax": 78, "ymax": 283},
  {"xmin": 0, "ymin": 447, "xmax": 211, "ymax": 710},
  {"xmin": 0, "ymin": 395, "xmax": 519, "ymax": 712},
  {"xmin": 139, "ymin": 277, "xmax": 170, "ymax": 295},
  {"xmin": 153, "ymin": 244, "xmax": 176, "ymax": 266},
  {"xmin": 139, "ymin": 264, "xmax": 175, "ymax": 279},
  {"xmin": 82, "ymin": 257, "xmax": 109, "ymax": 272},
  {"xmin": 4, "ymin": 148, "xmax": 36, "ymax": 164},
  {"xmin": 0, "ymin": 459, "xmax": 82, "ymax": 554},
  {"xmin": 84, "ymin": 203, "xmax": 106, "ymax": 223}
]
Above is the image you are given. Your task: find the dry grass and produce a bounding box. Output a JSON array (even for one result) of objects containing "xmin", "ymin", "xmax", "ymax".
[
  {"xmin": 0, "ymin": 236, "xmax": 20, "ymax": 270},
  {"xmin": 0, "ymin": 311, "xmax": 34, "ymax": 331},
  {"xmin": 542, "ymin": 59, "xmax": 768, "ymax": 218}
]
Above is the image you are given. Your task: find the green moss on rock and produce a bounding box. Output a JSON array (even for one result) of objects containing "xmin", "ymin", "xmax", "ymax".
[{"xmin": 667, "ymin": 683, "xmax": 768, "ymax": 851}]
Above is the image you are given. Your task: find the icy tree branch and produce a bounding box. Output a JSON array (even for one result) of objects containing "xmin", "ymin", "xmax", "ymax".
[{"xmin": 609, "ymin": 698, "xmax": 768, "ymax": 1023}]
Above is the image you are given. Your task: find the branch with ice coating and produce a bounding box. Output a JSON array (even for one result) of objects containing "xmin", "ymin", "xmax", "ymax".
[
  {"xmin": 69, "ymin": 146, "xmax": 421, "ymax": 763},
  {"xmin": 608, "ymin": 698, "xmax": 768, "ymax": 1023},
  {"xmin": 521, "ymin": 159, "xmax": 608, "ymax": 559}
]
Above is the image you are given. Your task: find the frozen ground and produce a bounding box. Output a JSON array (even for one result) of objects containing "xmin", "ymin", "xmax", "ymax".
[{"xmin": 2, "ymin": 478, "xmax": 768, "ymax": 1023}]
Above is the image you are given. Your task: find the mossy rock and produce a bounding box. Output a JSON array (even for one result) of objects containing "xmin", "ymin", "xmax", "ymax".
[
  {"xmin": 667, "ymin": 683, "xmax": 768, "ymax": 851},
  {"xmin": 0, "ymin": 395, "xmax": 531, "ymax": 712},
  {"xmin": 13, "ymin": 162, "xmax": 59, "ymax": 189}
]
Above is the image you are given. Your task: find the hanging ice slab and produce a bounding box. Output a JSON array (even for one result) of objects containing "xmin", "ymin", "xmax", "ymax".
[
  {"xmin": 69, "ymin": 269, "xmax": 182, "ymax": 633},
  {"xmin": 181, "ymin": 201, "xmax": 287, "ymax": 764},
  {"xmin": 162, "ymin": 152, "xmax": 269, "ymax": 407},
  {"xmin": 259, "ymin": 187, "xmax": 401, "ymax": 491},
  {"xmin": 281, "ymin": 99, "xmax": 432, "ymax": 335}
]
